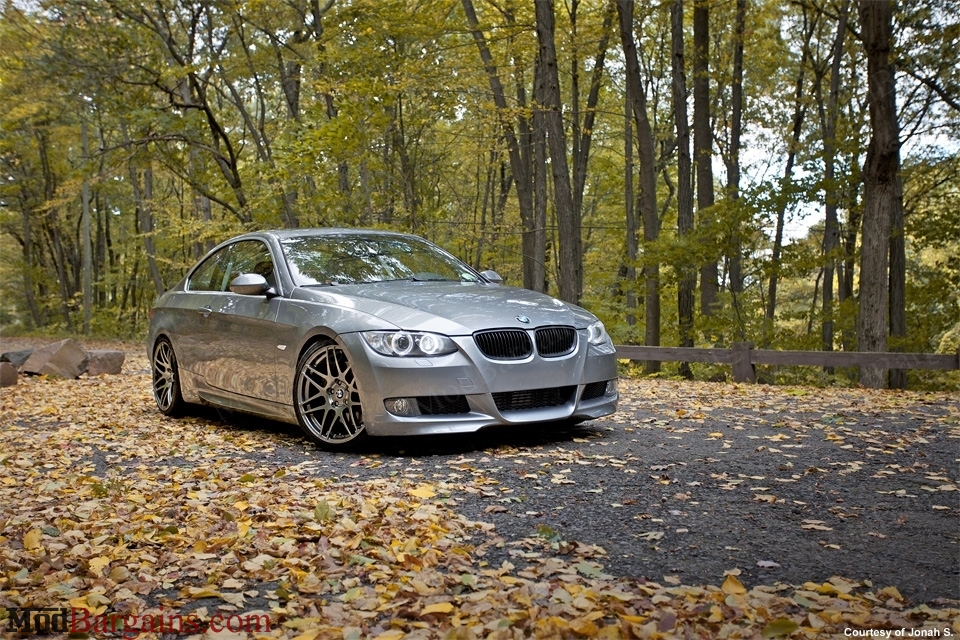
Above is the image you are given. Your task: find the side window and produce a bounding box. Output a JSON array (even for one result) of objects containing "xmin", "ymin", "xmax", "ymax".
[
  {"xmin": 187, "ymin": 246, "xmax": 230, "ymax": 292},
  {"xmin": 186, "ymin": 241, "xmax": 274, "ymax": 292},
  {"xmin": 227, "ymin": 241, "xmax": 276, "ymax": 290}
]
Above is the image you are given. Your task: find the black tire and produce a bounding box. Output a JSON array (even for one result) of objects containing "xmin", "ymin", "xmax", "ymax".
[
  {"xmin": 294, "ymin": 341, "xmax": 367, "ymax": 449},
  {"xmin": 152, "ymin": 337, "xmax": 186, "ymax": 417}
]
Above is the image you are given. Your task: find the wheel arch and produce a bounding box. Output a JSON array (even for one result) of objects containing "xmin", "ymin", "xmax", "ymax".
[{"xmin": 295, "ymin": 330, "xmax": 338, "ymax": 367}]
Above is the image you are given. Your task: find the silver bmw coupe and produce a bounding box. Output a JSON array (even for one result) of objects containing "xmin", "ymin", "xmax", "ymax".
[{"xmin": 147, "ymin": 229, "xmax": 618, "ymax": 449}]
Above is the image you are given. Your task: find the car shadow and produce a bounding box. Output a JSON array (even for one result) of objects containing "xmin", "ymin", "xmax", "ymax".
[{"xmin": 187, "ymin": 404, "xmax": 608, "ymax": 458}]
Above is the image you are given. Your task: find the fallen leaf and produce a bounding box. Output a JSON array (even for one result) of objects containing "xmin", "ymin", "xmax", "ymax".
[
  {"xmin": 421, "ymin": 602, "xmax": 454, "ymax": 615},
  {"xmin": 761, "ymin": 618, "xmax": 799, "ymax": 638},
  {"xmin": 409, "ymin": 485, "xmax": 437, "ymax": 499},
  {"xmin": 23, "ymin": 529, "xmax": 42, "ymax": 550},
  {"xmin": 721, "ymin": 574, "xmax": 747, "ymax": 595}
]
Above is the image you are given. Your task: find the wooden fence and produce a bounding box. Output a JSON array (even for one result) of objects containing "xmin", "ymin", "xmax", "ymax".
[{"xmin": 614, "ymin": 342, "xmax": 960, "ymax": 383}]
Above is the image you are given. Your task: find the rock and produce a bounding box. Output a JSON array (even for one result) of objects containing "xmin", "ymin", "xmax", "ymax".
[
  {"xmin": 20, "ymin": 339, "xmax": 88, "ymax": 379},
  {"xmin": 85, "ymin": 350, "xmax": 125, "ymax": 376},
  {"xmin": 0, "ymin": 361, "xmax": 17, "ymax": 387},
  {"xmin": 0, "ymin": 349, "xmax": 34, "ymax": 368}
]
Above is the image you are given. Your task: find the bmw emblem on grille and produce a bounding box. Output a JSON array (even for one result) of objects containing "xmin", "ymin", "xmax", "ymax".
[{"xmin": 516, "ymin": 315, "xmax": 530, "ymax": 324}]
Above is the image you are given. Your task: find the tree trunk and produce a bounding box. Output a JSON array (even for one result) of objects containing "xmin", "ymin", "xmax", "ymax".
[
  {"xmin": 857, "ymin": 0, "xmax": 901, "ymax": 389},
  {"xmin": 532, "ymin": 59, "xmax": 549, "ymax": 293},
  {"xmin": 888, "ymin": 190, "xmax": 906, "ymax": 388},
  {"xmin": 81, "ymin": 120, "xmax": 93, "ymax": 334},
  {"xmin": 462, "ymin": 0, "xmax": 539, "ymax": 291},
  {"xmin": 624, "ymin": 84, "xmax": 637, "ymax": 328},
  {"xmin": 819, "ymin": 1, "xmax": 849, "ymax": 367},
  {"xmin": 726, "ymin": 0, "xmax": 746, "ymax": 338},
  {"xmin": 617, "ymin": 0, "xmax": 660, "ymax": 372},
  {"xmin": 693, "ymin": 0, "xmax": 717, "ymax": 315},
  {"xmin": 672, "ymin": 0, "xmax": 694, "ymax": 379},
  {"xmin": 535, "ymin": 0, "xmax": 581, "ymax": 305}
]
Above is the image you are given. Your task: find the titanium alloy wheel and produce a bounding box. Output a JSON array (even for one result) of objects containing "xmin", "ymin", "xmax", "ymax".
[{"xmin": 294, "ymin": 342, "xmax": 366, "ymax": 449}]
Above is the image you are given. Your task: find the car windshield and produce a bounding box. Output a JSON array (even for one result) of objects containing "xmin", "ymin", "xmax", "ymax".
[{"xmin": 281, "ymin": 234, "xmax": 482, "ymax": 286}]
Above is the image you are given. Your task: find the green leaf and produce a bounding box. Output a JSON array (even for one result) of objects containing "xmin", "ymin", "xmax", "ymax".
[
  {"xmin": 536, "ymin": 524, "xmax": 560, "ymax": 542},
  {"xmin": 238, "ymin": 473, "xmax": 256, "ymax": 483},
  {"xmin": 574, "ymin": 561, "xmax": 602, "ymax": 578},
  {"xmin": 315, "ymin": 499, "xmax": 331, "ymax": 522},
  {"xmin": 342, "ymin": 587, "xmax": 364, "ymax": 602},
  {"xmin": 761, "ymin": 618, "xmax": 799, "ymax": 638}
]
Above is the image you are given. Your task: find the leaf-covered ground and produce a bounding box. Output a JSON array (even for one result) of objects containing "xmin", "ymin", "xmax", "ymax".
[{"xmin": 1, "ymin": 340, "xmax": 958, "ymax": 639}]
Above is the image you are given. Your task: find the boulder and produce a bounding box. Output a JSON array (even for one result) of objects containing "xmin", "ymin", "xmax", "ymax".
[
  {"xmin": 0, "ymin": 361, "xmax": 17, "ymax": 387},
  {"xmin": 0, "ymin": 349, "xmax": 34, "ymax": 368},
  {"xmin": 20, "ymin": 339, "xmax": 88, "ymax": 379},
  {"xmin": 85, "ymin": 350, "xmax": 125, "ymax": 376}
]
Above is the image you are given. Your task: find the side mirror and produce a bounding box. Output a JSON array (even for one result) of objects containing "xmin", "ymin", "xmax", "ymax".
[
  {"xmin": 229, "ymin": 273, "xmax": 274, "ymax": 296},
  {"xmin": 480, "ymin": 269, "xmax": 503, "ymax": 285}
]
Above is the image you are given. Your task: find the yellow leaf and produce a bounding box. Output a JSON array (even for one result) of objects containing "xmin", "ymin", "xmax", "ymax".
[
  {"xmin": 23, "ymin": 528, "xmax": 43, "ymax": 550},
  {"xmin": 408, "ymin": 485, "xmax": 436, "ymax": 499},
  {"xmin": 234, "ymin": 501, "xmax": 249, "ymax": 511},
  {"xmin": 88, "ymin": 556, "xmax": 110, "ymax": 576},
  {"xmin": 879, "ymin": 586, "xmax": 903, "ymax": 602},
  {"xmin": 421, "ymin": 602, "xmax": 454, "ymax": 615},
  {"xmin": 291, "ymin": 630, "xmax": 320, "ymax": 640},
  {"xmin": 569, "ymin": 618, "xmax": 598, "ymax": 636},
  {"xmin": 722, "ymin": 575, "xmax": 747, "ymax": 595},
  {"xmin": 708, "ymin": 605, "xmax": 723, "ymax": 623},
  {"xmin": 618, "ymin": 614, "xmax": 647, "ymax": 624},
  {"xmin": 69, "ymin": 596, "xmax": 89, "ymax": 609},
  {"xmin": 187, "ymin": 586, "xmax": 222, "ymax": 599}
]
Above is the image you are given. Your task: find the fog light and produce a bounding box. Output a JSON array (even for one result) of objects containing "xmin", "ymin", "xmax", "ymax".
[
  {"xmin": 605, "ymin": 379, "xmax": 618, "ymax": 397},
  {"xmin": 385, "ymin": 397, "xmax": 419, "ymax": 417}
]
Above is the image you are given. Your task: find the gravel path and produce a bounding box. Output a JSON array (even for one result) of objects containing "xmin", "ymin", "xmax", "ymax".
[{"xmin": 206, "ymin": 378, "xmax": 959, "ymax": 605}]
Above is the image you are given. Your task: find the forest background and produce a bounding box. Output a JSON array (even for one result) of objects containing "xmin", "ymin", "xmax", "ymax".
[{"xmin": 0, "ymin": 0, "xmax": 957, "ymax": 390}]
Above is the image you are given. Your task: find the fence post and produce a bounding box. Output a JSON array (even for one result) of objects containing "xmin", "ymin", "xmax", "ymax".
[{"xmin": 732, "ymin": 342, "xmax": 756, "ymax": 383}]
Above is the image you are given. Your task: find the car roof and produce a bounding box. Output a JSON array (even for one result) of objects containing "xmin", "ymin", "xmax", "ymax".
[{"xmin": 257, "ymin": 228, "xmax": 417, "ymax": 241}]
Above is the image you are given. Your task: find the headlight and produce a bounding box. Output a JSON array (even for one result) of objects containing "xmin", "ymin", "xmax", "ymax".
[
  {"xmin": 586, "ymin": 320, "xmax": 611, "ymax": 346},
  {"xmin": 362, "ymin": 331, "xmax": 457, "ymax": 357}
]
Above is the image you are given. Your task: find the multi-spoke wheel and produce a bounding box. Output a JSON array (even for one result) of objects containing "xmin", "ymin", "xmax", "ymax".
[
  {"xmin": 294, "ymin": 341, "xmax": 367, "ymax": 449},
  {"xmin": 152, "ymin": 337, "xmax": 185, "ymax": 416}
]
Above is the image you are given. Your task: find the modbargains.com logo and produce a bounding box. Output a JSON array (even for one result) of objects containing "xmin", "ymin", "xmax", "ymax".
[{"xmin": 3, "ymin": 607, "xmax": 271, "ymax": 638}]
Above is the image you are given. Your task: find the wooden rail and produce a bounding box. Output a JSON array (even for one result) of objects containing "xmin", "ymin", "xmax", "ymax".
[{"xmin": 615, "ymin": 342, "xmax": 960, "ymax": 383}]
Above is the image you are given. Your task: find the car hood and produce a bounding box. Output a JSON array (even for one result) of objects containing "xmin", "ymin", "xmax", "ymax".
[{"xmin": 290, "ymin": 281, "xmax": 594, "ymax": 335}]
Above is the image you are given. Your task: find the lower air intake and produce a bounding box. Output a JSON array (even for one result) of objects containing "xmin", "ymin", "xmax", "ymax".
[{"xmin": 492, "ymin": 386, "xmax": 575, "ymax": 412}]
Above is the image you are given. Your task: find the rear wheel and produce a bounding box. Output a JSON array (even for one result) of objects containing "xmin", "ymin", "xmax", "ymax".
[
  {"xmin": 152, "ymin": 338, "xmax": 185, "ymax": 416},
  {"xmin": 294, "ymin": 341, "xmax": 367, "ymax": 449}
]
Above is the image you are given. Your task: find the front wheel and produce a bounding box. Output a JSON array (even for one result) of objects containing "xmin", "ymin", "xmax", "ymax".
[
  {"xmin": 152, "ymin": 338, "xmax": 186, "ymax": 416},
  {"xmin": 294, "ymin": 341, "xmax": 367, "ymax": 449}
]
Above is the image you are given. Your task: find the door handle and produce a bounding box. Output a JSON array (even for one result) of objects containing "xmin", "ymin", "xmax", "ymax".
[{"xmin": 198, "ymin": 306, "xmax": 213, "ymax": 317}]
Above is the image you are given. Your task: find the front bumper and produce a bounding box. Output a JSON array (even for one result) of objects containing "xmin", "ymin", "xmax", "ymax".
[{"xmin": 339, "ymin": 330, "xmax": 619, "ymax": 436}]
